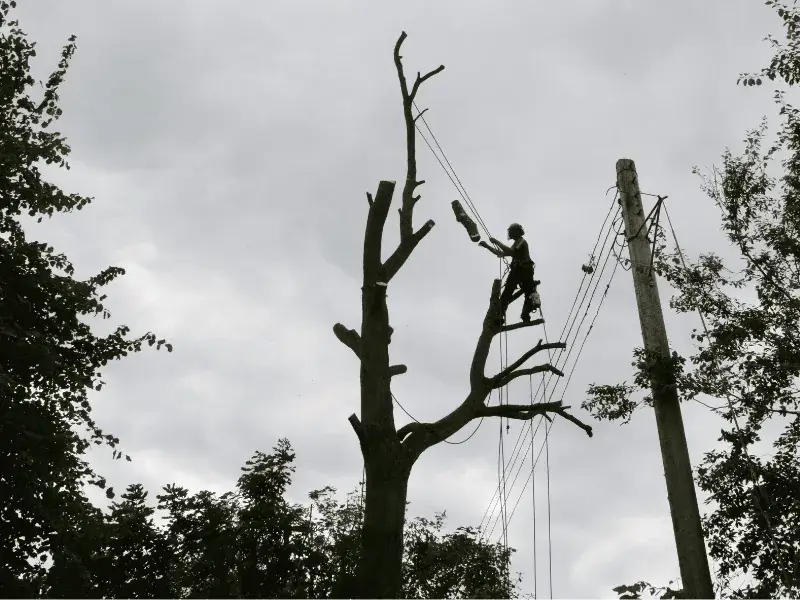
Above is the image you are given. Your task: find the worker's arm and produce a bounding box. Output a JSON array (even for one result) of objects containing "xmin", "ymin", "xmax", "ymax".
[
  {"xmin": 488, "ymin": 237, "xmax": 514, "ymax": 256},
  {"xmin": 479, "ymin": 240, "xmax": 505, "ymax": 257}
]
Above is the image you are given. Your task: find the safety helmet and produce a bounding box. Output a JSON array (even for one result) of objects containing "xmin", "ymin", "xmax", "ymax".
[{"xmin": 507, "ymin": 223, "xmax": 525, "ymax": 236}]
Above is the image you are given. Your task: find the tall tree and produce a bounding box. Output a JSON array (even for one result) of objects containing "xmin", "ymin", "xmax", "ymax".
[
  {"xmin": 588, "ymin": 1, "xmax": 800, "ymax": 596},
  {"xmin": 0, "ymin": 2, "xmax": 171, "ymax": 594},
  {"xmin": 331, "ymin": 31, "xmax": 594, "ymax": 598}
]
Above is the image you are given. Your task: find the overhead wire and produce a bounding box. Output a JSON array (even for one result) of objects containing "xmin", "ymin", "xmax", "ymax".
[
  {"xmin": 388, "ymin": 105, "xmax": 512, "ymax": 446},
  {"xmin": 485, "ymin": 218, "xmax": 621, "ymax": 540},
  {"xmin": 476, "ymin": 197, "xmax": 617, "ymax": 511},
  {"xmin": 401, "ymin": 102, "xmax": 623, "ymax": 596},
  {"xmin": 477, "ymin": 197, "xmax": 620, "ymax": 541}
]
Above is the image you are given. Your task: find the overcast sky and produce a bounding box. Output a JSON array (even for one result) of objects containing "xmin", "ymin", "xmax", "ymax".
[{"xmin": 15, "ymin": 0, "xmax": 789, "ymax": 597}]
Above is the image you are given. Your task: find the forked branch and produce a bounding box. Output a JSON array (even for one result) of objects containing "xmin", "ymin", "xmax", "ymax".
[
  {"xmin": 383, "ymin": 31, "xmax": 444, "ymax": 283},
  {"xmin": 491, "ymin": 364, "xmax": 564, "ymax": 389},
  {"xmin": 490, "ymin": 340, "xmax": 567, "ymax": 387},
  {"xmin": 400, "ymin": 279, "xmax": 591, "ymax": 457}
]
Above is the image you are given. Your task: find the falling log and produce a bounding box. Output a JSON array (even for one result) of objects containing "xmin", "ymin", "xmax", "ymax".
[{"xmin": 451, "ymin": 200, "xmax": 480, "ymax": 242}]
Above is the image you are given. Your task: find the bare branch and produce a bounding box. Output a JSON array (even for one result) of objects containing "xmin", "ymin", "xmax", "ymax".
[
  {"xmin": 366, "ymin": 191, "xmax": 373, "ymax": 206},
  {"xmin": 492, "ymin": 364, "xmax": 564, "ymax": 389},
  {"xmin": 477, "ymin": 402, "xmax": 592, "ymax": 436},
  {"xmin": 554, "ymin": 408, "xmax": 594, "ymax": 437},
  {"xmin": 413, "ymin": 107, "xmax": 429, "ymax": 123},
  {"xmin": 390, "ymin": 364, "xmax": 407, "ymax": 377},
  {"xmin": 478, "ymin": 401, "xmax": 563, "ymax": 418},
  {"xmin": 501, "ymin": 318, "xmax": 544, "ymax": 333},
  {"xmin": 410, "ymin": 65, "xmax": 446, "ymax": 100},
  {"xmin": 348, "ymin": 413, "xmax": 366, "ymax": 447},
  {"xmin": 383, "ymin": 219, "xmax": 435, "ymax": 281},
  {"xmin": 363, "ymin": 181, "xmax": 396, "ymax": 285},
  {"xmin": 383, "ymin": 32, "xmax": 442, "ymax": 284},
  {"xmin": 491, "ymin": 341, "xmax": 567, "ymax": 385},
  {"xmin": 333, "ymin": 323, "xmax": 361, "ymax": 358},
  {"xmin": 399, "ymin": 279, "xmax": 591, "ymax": 456}
]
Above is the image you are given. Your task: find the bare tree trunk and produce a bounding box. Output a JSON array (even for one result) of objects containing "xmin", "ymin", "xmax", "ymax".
[
  {"xmin": 360, "ymin": 446, "xmax": 411, "ymax": 597},
  {"xmin": 332, "ymin": 32, "xmax": 594, "ymax": 599}
]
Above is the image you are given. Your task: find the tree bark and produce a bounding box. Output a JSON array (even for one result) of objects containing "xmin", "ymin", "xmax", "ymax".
[{"xmin": 359, "ymin": 446, "xmax": 411, "ymax": 598}]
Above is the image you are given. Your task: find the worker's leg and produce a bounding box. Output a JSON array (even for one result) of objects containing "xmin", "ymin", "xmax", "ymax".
[
  {"xmin": 500, "ymin": 269, "xmax": 521, "ymax": 322},
  {"xmin": 519, "ymin": 264, "xmax": 535, "ymax": 321}
]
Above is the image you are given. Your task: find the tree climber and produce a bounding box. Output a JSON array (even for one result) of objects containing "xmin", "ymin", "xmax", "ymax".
[{"xmin": 479, "ymin": 223, "xmax": 540, "ymax": 323}]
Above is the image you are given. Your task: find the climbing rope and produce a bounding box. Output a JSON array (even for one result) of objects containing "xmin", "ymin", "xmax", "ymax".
[
  {"xmin": 484, "ymin": 215, "xmax": 621, "ymax": 540},
  {"xmin": 478, "ymin": 195, "xmax": 620, "ymax": 543},
  {"xmin": 400, "ymin": 103, "xmax": 624, "ymax": 596},
  {"xmin": 477, "ymin": 195, "xmax": 622, "ymax": 600}
]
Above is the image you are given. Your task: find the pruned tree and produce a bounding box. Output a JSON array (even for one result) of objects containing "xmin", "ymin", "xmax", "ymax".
[{"xmin": 332, "ymin": 31, "xmax": 593, "ymax": 598}]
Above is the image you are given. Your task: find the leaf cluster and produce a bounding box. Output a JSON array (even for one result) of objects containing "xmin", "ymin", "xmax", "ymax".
[
  {"xmin": 23, "ymin": 439, "xmax": 520, "ymax": 599},
  {"xmin": 0, "ymin": 3, "xmax": 170, "ymax": 591}
]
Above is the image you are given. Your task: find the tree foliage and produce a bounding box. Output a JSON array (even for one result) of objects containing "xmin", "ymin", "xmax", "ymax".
[
  {"xmin": 25, "ymin": 439, "xmax": 519, "ymax": 598},
  {"xmin": 0, "ymin": 2, "xmax": 170, "ymax": 594},
  {"xmin": 585, "ymin": 1, "xmax": 800, "ymax": 596}
]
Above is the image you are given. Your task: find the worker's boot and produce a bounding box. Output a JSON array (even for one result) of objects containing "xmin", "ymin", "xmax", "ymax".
[{"xmin": 530, "ymin": 292, "xmax": 541, "ymax": 311}]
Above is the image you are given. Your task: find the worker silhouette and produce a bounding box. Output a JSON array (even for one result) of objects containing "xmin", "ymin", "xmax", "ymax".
[{"xmin": 479, "ymin": 223, "xmax": 540, "ymax": 324}]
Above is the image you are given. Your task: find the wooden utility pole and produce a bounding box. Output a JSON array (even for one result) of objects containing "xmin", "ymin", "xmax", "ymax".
[{"xmin": 616, "ymin": 159, "xmax": 714, "ymax": 599}]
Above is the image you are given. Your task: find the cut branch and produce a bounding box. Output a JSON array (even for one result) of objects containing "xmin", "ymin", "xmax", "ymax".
[
  {"xmin": 333, "ymin": 323, "xmax": 361, "ymax": 358},
  {"xmin": 502, "ymin": 318, "xmax": 544, "ymax": 332},
  {"xmin": 492, "ymin": 364, "xmax": 564, "ymax": 389},
  {"xmin": 383, "ymin": 219, "xmax": 435, "ymax": 281},
  {"xmin": 411, "ymin": 66, "xmax": 445, "ymax": 100},
  {"xmin": 363, "ymin": 181, "xmax": 396, "ymax": 285},
  {"xmin": 491, "ymin": 340, "xmax": 567, "ymax": 385},
  {"xmin": 390, "ymin": 364, "xmax": 407, "ymax": 377},
  {"xmin": 554, "ymin": 408, "xmax": 594, "ymax": 437},
  {"xmin": 366, "ymin": 191, "xmax": 373, "ymax": 206},
  {"xmin": 348, "ymin": 413, "xmax": 366, "ymax": 447},
  {"xmin": 477, "ymin": 402, "xmax": 592, "ymax": 436},
  {"xmin": 478, "ymin": 401, "xmax": 563, "ymax": 418}
]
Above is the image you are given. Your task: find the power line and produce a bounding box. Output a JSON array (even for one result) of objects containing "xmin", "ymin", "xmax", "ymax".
[
  {"xmin": 485, "ymin": 225, "xmax": 620, "ymax": 541},
  {"xmin": 405, "ymin": 107, "xmax": 620, "ymax": 596},
  {"xmin": 478, "ymin": 200, "xmax": 621, "ymax": 540},
  {"xmin": 480, "ymin": 207, "xmax": 622, "ymax": 547},
  {"xmin": 485, "ymin": 211, "xmax": 623, "ymax": 542}
]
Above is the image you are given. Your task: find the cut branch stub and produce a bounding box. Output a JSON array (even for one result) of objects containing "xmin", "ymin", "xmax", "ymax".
[
  {"xmin": 363, "ymin": 180, "xmax": 396, "ymax": 285},
  {"xmin": 502, "ymin": 319, "xmax": 544, "ymax": 333},
  {"xmin": 389, "ymin": 364, "xmax": 407, "ymax": 377},
  {"xmin": 333, "ymin": 323, "xmax": 362, "ymax": 358}
]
